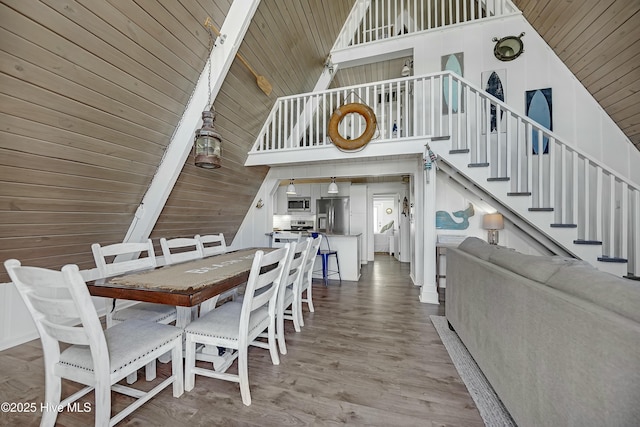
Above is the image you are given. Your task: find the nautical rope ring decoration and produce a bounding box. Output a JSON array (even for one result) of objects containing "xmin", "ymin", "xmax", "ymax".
[{"xmin": 327, "ymin": 102, "xmax": 377, "ymax": 151}]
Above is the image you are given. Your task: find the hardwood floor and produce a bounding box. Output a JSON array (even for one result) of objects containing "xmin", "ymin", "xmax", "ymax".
[{"xmin": 0, "ymin": 255, "xmax": 483, "ymax": 426}]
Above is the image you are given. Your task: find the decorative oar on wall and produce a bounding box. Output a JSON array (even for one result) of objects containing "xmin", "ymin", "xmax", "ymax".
[{"xmin": 204, "ymin": 17, "xmax": 273, "ymax": 96}]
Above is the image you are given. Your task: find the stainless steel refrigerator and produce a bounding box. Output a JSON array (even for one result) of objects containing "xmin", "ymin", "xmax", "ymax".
[{"xmin": 316, "ymin": 197, "xmax": 350, "ymax": 235}]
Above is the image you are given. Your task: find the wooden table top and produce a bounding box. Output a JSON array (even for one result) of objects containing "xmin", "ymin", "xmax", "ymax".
[{"xmin": 87, "ymin": 248, "xmax": 272, "ymax": 307}]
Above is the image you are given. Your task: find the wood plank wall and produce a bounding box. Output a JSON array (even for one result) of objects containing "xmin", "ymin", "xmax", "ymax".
[{"xmin": 0, "ymin": 0, "xmax": 352, "ymax": 283}]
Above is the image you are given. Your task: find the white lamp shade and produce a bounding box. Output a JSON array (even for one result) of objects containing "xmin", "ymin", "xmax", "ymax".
[
  {"xmin": 482, "ymin": 213, "xmax": 504, "ymax": 230},
  {"xmin": 286, "ymin": 182, "xmax": 296, "ymax": 195},
  {"xmin": 328, "ymin": 180, "xmax": 338, "ymax": 194}
]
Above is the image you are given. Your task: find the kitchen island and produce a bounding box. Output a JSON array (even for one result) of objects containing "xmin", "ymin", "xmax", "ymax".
[{"xmin": 312, "ymin": 233, "xmax": 362, "ymax": 282}]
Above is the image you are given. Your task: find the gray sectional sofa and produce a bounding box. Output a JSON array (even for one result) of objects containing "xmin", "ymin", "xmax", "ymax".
[{"xmin": 445, "ymin": 237, "xmax": 640, "ymax": 427}]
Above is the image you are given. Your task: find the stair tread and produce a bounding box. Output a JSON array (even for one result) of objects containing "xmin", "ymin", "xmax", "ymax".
[
  {"xmin": 597, "ymin": 256, "xmax": 628, "ymax": 263},
  {"xmin": 574, "ymin": 240, "xmax": 602, "ymax": 245}
]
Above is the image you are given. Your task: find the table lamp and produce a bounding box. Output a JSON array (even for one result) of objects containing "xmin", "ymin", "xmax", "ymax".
[{"xmin": 483, "ymin": 213, "xmax": 504, "ymax": 245}]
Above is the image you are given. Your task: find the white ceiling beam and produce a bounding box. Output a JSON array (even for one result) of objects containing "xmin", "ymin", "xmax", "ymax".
[{"xmin": 122, "ymin": 0, "xmax": 262, "ymax": 244}]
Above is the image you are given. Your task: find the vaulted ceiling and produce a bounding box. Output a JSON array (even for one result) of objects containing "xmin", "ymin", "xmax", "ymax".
[{"xmin": 0, "ymin": 0, "xmax": 637, "ymax": 282}]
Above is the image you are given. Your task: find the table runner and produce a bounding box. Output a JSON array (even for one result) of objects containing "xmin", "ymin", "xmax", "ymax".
[{"xmin": 108, "ymin": 248, "xmax": 272, "ymax": 291}]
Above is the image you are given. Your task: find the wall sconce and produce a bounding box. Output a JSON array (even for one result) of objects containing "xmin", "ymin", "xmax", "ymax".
[
  {"xmin": 482, "ymin": 213, "xmax": 504, "ymax": 245},
  {"xmin": 194, "ymin": 108, "xmax": 222, "ymax": 169},
  {"xmin": 255, "ymin": 198, "xmax": 264, "ymax": 209},
  {"xmin": 286, "ymin": 179, "xmax": 296, "ymax": 195},
  {"xmin": 328, "ymin": 177, "xmax": 339, "ymax": 194},
  {"xmin": 401, "ymin": 59, "xmax": 413, "ymax": 77}
]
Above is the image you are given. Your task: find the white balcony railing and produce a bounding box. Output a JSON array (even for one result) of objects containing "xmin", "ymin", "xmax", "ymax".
[
  {"xmin": 248, "ymin": 72, "xmax": 640, "ymax": 276},
  {"xmin": 332, "ymin": 0, "xmax": 519, "ymax": 50}
]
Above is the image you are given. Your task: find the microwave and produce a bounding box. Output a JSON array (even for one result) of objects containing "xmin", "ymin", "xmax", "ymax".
[{"xmin": 288, "ymin": 197, "xmax": 311, "ymax": 212}]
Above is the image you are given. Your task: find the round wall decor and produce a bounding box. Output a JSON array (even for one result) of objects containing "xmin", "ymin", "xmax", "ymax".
[{"xmin": 492, "ymin": 32, "xmax": 525, "ymax": 61}]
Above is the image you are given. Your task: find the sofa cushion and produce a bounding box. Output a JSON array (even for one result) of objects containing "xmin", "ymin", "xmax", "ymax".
[
  {"xmin": 489, "ymin": 249, "xmax": 585, "ymax": 284},
  {"xmin": 546, "ymin": 264, "xmax": 640, "ymax": 323},
  {"xmin": 457, "ymin": 237, "xmax": 503, "ymax": 261}
]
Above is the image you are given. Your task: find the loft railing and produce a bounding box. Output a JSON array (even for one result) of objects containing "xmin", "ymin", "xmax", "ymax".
[
  {"xmin": 248, "ymin": 72, "xmax": 639, "ymax": 275},
  {"xmin": 332, "ymin": 0, "xmax": 519, "ymax": 50}
]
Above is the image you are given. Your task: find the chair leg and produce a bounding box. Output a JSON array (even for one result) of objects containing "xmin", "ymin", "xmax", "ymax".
[
  {"xmin": 184, "ymin": 335, "xmax": 196, "ymax": 392},
  {"xmin": 171, "ymin": 339, "xmax": 184, "ymax": 397},
  {"xmin": 238, "ymin": 346, "xmax": 251, "ymax": 406},
  {"xmin": 334, "ymin": 254, "xmax": 342, "ymax": 282},
  {"xmin": 322, "ymin": 255, "xmax": 329, "ymax": 286},
  {"xmin": 126, "ymin": 371, "xmax": 137, "ymax": 384},
  {"xmin": 268, "ymin": 321, "xmax": 280, "ymax": 366},
  {"xmin": 306, "ymin": 281, "xmax": 315, "ymax": 313},
  {"xmin": 42, "ymin": 372, "xmax": 61, "ymax": 427},
  {"xmin": 145, "ymin": 360, "xmax": 156, "ymax": 381},
  {"xmin": 291, "ymin": 297, "xmax": 302, "ymax": 332},
  {"xmin": 94, "ymin": 379, "xmax": 111, "ymax": 427},
  {"xmin": 298, "ymin": 296, "xmax": 305, "ymax": 327},
  {"xmin": 277, "ymin": 307, "xmax": 287, "ymax": 355}
]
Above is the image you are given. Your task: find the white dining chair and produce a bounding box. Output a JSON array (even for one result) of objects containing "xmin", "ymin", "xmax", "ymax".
[
  {"xmin": 276, "ymin": 238, "xmax": 310, "ymax": 354},
  {"xmin": 298, "ymin": 234, "xmax": 322, "ymax": 327},
  {"xmin": 92, "ymin": 240, "xmax": 177, "ymax": 383},
  {"xmin": 4, "ymin": 259, "xmax": 184, "ymax": 427},
  {"xmin": 194, "ymin": 233, "xmax": 235, "ymax": 313},
  {"xmin": 184, "ymin": 245, "xmax": 290, "ymax": 406},
  {"xmin": 195, "ymin": 233, "xmax": 227, "ymax": 257},
  {"xmin": 160, "ymin": 236, "xmax": 204, "ymax": 265},
  {"xmin": 91, "ymin": 240, "xmax": 177, "ymax": 329}
]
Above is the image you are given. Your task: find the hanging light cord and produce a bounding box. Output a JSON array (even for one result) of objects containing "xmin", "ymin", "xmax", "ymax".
[{"xmin": 206, "ymin": 26, "xmax": 214, "ymax": 110}]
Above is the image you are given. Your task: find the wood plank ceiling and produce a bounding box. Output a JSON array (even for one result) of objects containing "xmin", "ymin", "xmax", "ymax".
[
  {"xmin": 0, "ymin": 0, "xmax": 638, "ymax": 282},
  {"xmin": 0, "ymin": 0, "xmax": 353, "ymax": 282},
  {"xmin": 512, "ymin": 0, "xmax": 640, "ymax": 150}
]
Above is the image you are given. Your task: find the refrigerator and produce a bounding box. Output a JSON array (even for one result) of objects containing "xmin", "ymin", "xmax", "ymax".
[{"xmin": 316, "ymin": 197, "xmax": 350, "ymax": 235}]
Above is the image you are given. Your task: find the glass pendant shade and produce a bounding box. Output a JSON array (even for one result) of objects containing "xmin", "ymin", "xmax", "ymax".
[
  {"xmin": 286, "ymin": 179, "xmax": 296, "ymax": 195},
  {"xmin": 328, "ymin": 177, "xmax": 339, "ymax": 194},
  {"xmin": 194, "ymin": 110, "xmax": 221, "ymax": 169}
]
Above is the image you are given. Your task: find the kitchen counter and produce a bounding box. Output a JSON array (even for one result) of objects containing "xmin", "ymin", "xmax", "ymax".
[{"xmin": 312, "ymin": 233, "xmax": 361, "ymax": 282}]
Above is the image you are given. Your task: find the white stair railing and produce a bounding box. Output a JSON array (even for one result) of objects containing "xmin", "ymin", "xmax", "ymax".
[
  {"xmin": 332, "ymin": 0, "xmax": 519, "ymax": 50},
  {"xmin": 248, "ymin": 71, "xmax": 639, "ymax": 277}
]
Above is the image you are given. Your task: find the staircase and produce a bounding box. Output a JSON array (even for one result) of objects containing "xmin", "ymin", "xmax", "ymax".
[
  {"xmin": 245, "ymin": 0, "xmax": 639, "ymax": 279},
  {"xmin": 246, "ymin": 70, "xmax": 639, "ymax": 278}
]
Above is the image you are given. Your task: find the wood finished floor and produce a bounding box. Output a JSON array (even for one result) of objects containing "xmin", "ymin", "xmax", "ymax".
[{"xmin": 0, "ymin": 255, "xmax": 483, "ymax": 426}]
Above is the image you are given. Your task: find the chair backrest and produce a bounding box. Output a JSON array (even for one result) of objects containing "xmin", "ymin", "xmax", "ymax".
[
  {"xmin": 92, "ymin": 240, "xmax": 157, "ymax": 279},
  {"xmin": 277, "ymin": 239, "xmax": 310, "ymax": 309},
  {"xmin": 240, "ymin": 245, "xmax": 290, "ymax": 337},
  {"xmin": 5, "ymin": 259, "xmax": 108, "ymax": 368},
  {"xmin": 311, "ymin": 232, "xmax": 332, "ymax": 252},
  {"xmin": 160, "ymin": 237, "xmax": 204, "ymax": 265},
  {"xmin": 301, "ymin": 235, "xmax": 322, "ymax": 288},
  {"xmin": 195, "ymin": 233, "xmax": 227, "ymax": 257}
]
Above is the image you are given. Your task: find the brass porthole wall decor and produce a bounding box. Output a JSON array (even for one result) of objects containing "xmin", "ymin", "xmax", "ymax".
[
  {"xmin": 492, "ymin": 32, "xmax": 525, "ymax": 62},
  {"xmin": 327, "ymin": 102, "xmax": 377, "ymax": 151}
]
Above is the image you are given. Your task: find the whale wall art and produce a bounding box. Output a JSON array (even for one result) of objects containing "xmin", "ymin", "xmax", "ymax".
[
  {"xmin": 436, "ymin": 203, "xmax": 475, "ymax": 230},
  {"xmin": 525, "ymin": 88, "xmax": 552, "ymax": 154}
]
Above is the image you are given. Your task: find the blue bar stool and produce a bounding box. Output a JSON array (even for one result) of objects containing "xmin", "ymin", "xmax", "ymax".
[{"xmin": 311, "ymin": 232, "xmax": 341, "ymax": 286}]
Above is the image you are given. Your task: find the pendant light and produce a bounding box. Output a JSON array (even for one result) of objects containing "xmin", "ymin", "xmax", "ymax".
[
  {"xmin": 328, "ymin": 177, "xmax": 339, "ymax": 194},
  {"xmin": 194, "ymin": 24, "xmax": 222, "ymax": 169},
  {"xmin": 286, "ymin": 179, "xmax": 296, "ymax": 195},
  {"xmin": 194, "ymin": 108, "xmax": 222, "ymax": 168}
]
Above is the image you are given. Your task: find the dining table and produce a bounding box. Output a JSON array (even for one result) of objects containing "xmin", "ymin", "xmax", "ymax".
[{"xmin": 87, "ymin": 247, "xmax": 273, "ymax": 371}]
